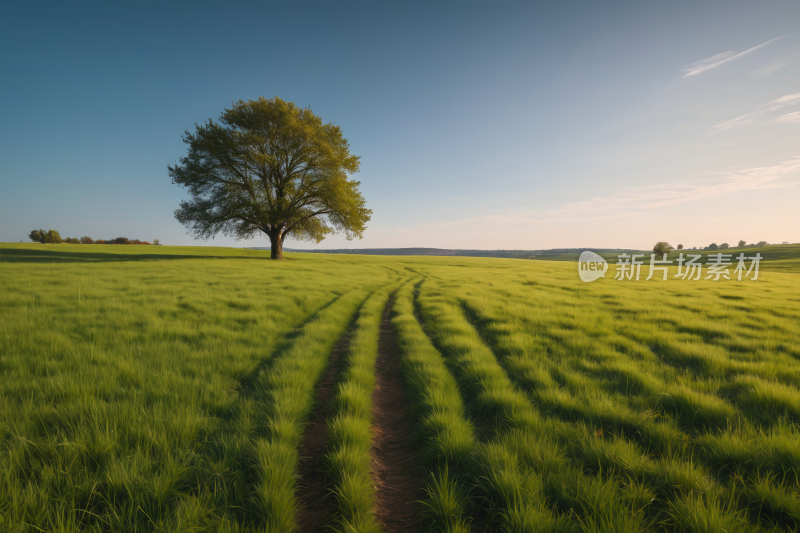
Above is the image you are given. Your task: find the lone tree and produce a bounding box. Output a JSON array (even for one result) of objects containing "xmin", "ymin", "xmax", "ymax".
[
  {"xmin": 652, "ymin": 241, "xmax": 674, "ymax": 256},
  {"xmin": 169, "ymin": 97, "xmax": 371, "ymax": 259}
]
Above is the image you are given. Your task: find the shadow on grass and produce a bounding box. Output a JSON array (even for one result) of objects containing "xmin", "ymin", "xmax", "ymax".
[{"xmin": 0, "ymin": 248, "xmax": 272, "ymax": 263}]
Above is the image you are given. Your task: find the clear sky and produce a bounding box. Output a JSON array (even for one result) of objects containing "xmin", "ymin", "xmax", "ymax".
[{"xmin": 1, "ymin": 1, "xmax": 798, "ymax": 250}]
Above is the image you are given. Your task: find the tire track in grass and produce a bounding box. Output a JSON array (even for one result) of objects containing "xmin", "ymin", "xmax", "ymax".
[
  {"xmin": 412, "ymin": 280, "xmax": 652, "ymax": 532},
  {"xmin": 295, "ymin": 326, "xmax": 354, "ymax": 532},
  {"xmin": 238, "ymin": 292, "xmax": 344, "ymax": 396},
  {"xmin": 414, "ymin": 280, "xmax": 781, "ymax": 532},
  {"xmin": 253, "ymin": 288, "xmax": 373, "ymax": 533},
  {"xmin": 390, "ymin": 280, "xmax": 477, "ymax": 533},
  {"xmin": 167, "ymin": 291, "xmax": 348, "ymax": 530},
  {"xmin": 322, "ymin": 287, "xmax": 395, "ymax": 533},
  {"xmin": 371, "ymin": 295, "xmax": 424, "ymax": 532},
  {"xmin": 454, "ymin": 295, "xmax": 800, "ymax": 531}
]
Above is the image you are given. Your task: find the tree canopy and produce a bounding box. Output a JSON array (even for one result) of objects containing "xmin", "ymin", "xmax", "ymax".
[
  {"xmin": 652, "ymin": 241, "xmax": 673, "ymax": 255},
  {"xmin": 29, "ymin": 229, "xmax": 62, "ymax": 244},
  {"xmin": 169, "ymin": 97, "xmax": 371, "ymax": 259}
]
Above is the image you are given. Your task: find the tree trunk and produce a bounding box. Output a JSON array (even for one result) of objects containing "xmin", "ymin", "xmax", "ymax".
[{"xmin": 269, "ymin": 233, "xmax": 284, "ymax": 260}]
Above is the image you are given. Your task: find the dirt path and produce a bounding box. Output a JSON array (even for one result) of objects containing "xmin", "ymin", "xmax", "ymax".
[
  {"xmin": 295, "ymin": 330, "xmax": 351, "ymax": 533},
  {"xmin": 371, "ymin": 297, "xmax": 424, "ymax": 532}
]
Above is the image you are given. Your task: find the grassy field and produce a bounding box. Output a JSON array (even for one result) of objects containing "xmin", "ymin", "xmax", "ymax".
[{"xmin": 1, "ymin": 243, "xmax": 800, "ymax": 532}]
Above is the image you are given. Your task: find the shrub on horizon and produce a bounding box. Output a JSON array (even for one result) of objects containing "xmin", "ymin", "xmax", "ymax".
[
  {"xmin": 43, "ymin": 230, "xmax": 62, "ymax": 244},
  {"xmin": 102, "ymin": 237, "xmax": 151, "ymax": 245},
  {"xmin": 80, "ymin": 236, "xmax": 94, "ymax": 244},
  {"xmin": 28, "ymin": 229, "xmax": 63, "ymax": 243},
  {"xmin": 28, "ymin": 229, "xmax": 46, "ymax": 243},
  {"xmin": 653, "ymin": 241, "xmax": 674, "ymax": 255}
]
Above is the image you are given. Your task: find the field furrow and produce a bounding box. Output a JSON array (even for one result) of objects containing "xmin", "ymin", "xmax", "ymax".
[
  {"xmin": 250, "ymin": 288, "xmax": 375, "ymax": 532},
  {"xmin": 321, "ymin": 286, "xmax": 398, "ymax": 533},
  {"xmin": 417, "ymin": 265, "xmax": 800, "ymax": 532},
  {"xmin": 294, "ymin": 321, "xmax": 353, "ymax": 532},
  {"xmin": 390, "ymin": 280, "xmax": 476, "ymax": 532},
  {"xmin": 415, "ymin": 280, "xmax": 582, "ymax": 531},
  {"xmin": 371, "ymin": 292, "xmax": 425, "ymax": 532}
]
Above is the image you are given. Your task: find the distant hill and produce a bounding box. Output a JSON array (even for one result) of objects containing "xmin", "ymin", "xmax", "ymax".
[{"xmin": 251, "ymin": 247, "xmax": 648, "ymax": 260}]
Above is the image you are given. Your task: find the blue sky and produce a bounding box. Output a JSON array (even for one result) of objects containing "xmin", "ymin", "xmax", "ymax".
[{"xmin": 1, "ymin": 1, "xmax": 798, "ymax": 250}]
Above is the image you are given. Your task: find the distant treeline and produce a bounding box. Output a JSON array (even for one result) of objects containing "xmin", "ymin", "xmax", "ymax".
[
  {"xmin": 274, "ymin": 247, "xmax": 645, "ymax": 259},
  {"xmin": 28, "ymin": 230, "xmax": 159, "ymax": 245}
]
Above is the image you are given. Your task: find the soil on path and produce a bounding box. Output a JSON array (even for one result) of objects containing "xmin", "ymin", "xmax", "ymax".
[
  {"xmin": 295, "ymin": 330, "xmax": 351, "ymax": 533},
  {"xmin": 371, "ymin": 297, "xmax": 424, "ymax": 532}
]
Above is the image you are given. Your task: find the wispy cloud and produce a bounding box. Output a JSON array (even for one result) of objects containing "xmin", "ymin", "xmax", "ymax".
[
  {"xmin": 376, "ymin": 159, "xmax": 800, "ymax": 246},
  {"xmin": 357, "ymin": 160, "xmax": 800, "ymax": 248},
  {"xmin": 711, "ymin": 92, "xmax": 800, "ymax": 133},
  {"xmin": 764, "ymin": 93, "xmax": 800, "ymax": 106},
  {"xmin": 682, "ymin": 35, "xmax": 785, "ymax": 77},
  {"xmin": 776, "ymin": 111, "xmax": 800, "ymax": 123},
  {"xmin": 752, "ymin": 59, "xmax": 792, "ymax": 77},
  {"xmin": 711, "ymin": 112, "xmax": 760, "ymax": 132},
  {"xmin": 551, "ymin": 158, "xmax": 800, "ymax": 218}
]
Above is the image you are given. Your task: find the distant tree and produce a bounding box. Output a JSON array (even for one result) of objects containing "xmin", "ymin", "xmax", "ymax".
[
  {"xmin": 677, "ymin": 244, "xmax": 684, "ymax": 250},
  {"xmin": 29, "ymin": 229, "xmax": 45, "ymax": 243},
  {"xmin": 63, "ymin": 237, "xmax": 80, "ymax": 244},
  {"xmin": 720, "ymin": 243, "xmax": 729, "ymax": 250},
  {"xmin": 169, "ymin": 96, "xmax": 371, "ymax": 260},
  {"xmin": 80, "ymin": 236, "xmax": 94, "ymax": 244},
  {"xmin": 43, "ymin": 230, "xmax": 62, "ymax": 244},
  {"xmin": 152, "ymin": 238, "xmax": 160, "ymax": 245},
  {"xmin": 707, "ymin": 243, "xmax": 719, "ymax": 251},
  {"xmin": 737, "ymin": 240, "xmax": 746, "ymax": 247},
  {"xmin": 782, "ymin": 241, "xmax": 789, "ymax": 245},
  {"xmin": 757, "ymin": 240, "xmax": 768, "ymax": 247},
  {"xmin": 95, "ymin": 239, "xmax": 106, "ymax": 244},
  {"xmin": 653, "ymin": 241, "xmax": 674, "ymax": 255}
]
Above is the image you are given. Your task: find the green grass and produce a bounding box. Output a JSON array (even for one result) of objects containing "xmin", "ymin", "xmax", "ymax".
[
  {"xmin": 392, "ymin": 281, "xmax": 477, "ymax": 532},
  {"xmin": 2, "ymin": 243, "xmax": 800, "ymax": 531},
  {"xmin": 324, "ymin": 284, "xmax": 402, "ymax": 533},
  {"xmin": 0, "ymin": 244, "xmax": 397, "ymax": 531},
  {"xmin": 252, "ymin": 287, "xmax": 374, "ymax": 532}
]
